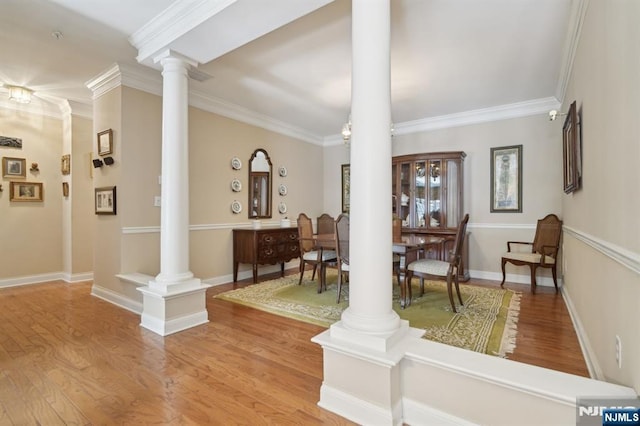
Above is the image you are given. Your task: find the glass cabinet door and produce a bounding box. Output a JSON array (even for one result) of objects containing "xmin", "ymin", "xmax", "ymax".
[
  {"xmin": 414, "ymin": 161, "xmax": 426, "ymax": 228},
  {"xmin": 399, "ymin": 162, "xmax": 412, "ymax": 226},
  {"xmin": 428, "ymin": 160, "xmax": 442, "ymax": 229},
  {"xmin": 445, "ymin": 159, "xmax": 459, "ymax": 229}
]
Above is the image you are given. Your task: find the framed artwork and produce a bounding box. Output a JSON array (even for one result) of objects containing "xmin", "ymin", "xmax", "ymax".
[
  {"xmin": 61, "ymin": 154, "xmax": 71, "ymax": 175},
  {"xmin": 341, "ymin": 163, "xmax": 350, "ymax": 213},
  {"xmin": 0, "ymin": 135, "xmax": 22, "ymax": 148},
  {"xmin": 62, "ymin": 182, "xmax": 69, "ymax": 197},
  {"xmin": 95, "ymin": 186, "xmax": 117, "ymax": 215},
  {"xmin": 10, "ymin": 181, "xmax": 43, "ymax": 202},
  {"xmin": 2, "ymin": 157, "xmax": 26, "ymax": 178},
  {"xmin": 97, "ymin": 129, "xmax": 113, "ymax": 156},
  {"xmin": 490, "ymin": 145, "xmax": 522, "ymax": 213},
  {"xmin": 563, "ymin": 101, "xmax": 581, "ymax": 194}
]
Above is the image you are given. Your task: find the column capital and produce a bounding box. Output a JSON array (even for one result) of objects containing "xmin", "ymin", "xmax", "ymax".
[{"xmin": 153, "ymin": 49, "xmax": 199, "ymax": 68}]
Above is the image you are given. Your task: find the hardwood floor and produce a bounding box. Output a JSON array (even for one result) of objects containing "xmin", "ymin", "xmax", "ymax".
[{"xmin": 0, "ymin": 272, "xmax": 588, "ymax": 425}]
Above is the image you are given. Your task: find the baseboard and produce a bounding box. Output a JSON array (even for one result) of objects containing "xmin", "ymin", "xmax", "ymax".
[
  {"xmin": 468, "ymin": 269, "xmax": 562, "ymax": 288},
  {"xmin": 202, "ymin": 262, "xmax": 301, "ymax": 286},
  {"xmin": 560, "ymin": 286, "xmax": 603, "ymax": 380},
  {"xmin": 402, "ymin": 397, "xmax": 477, "ymax": 426},
  {"xmin": 91, "ymin": 284, "xmax": 143, "ymax": 314},
  {"xmin": 0, "ymin": 272, "xmax": 65, "ymax": 288},
  {"xmin": 318, "ymin": 384, "xmax": 402, "ymax": 426},
  {"xmin": 62, "ymin": 272, "xmax": 94, "ymax": 283}
]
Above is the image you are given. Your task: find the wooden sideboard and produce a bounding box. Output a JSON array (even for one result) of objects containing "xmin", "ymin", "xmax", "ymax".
[{"xmin": 233, "ymin": 227, "xmax": 300, "ymax": 283}]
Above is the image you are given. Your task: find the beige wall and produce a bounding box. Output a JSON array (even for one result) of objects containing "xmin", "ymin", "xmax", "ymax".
[
  {"xmin": 0, "ymin": 109, "xmax": 63, "ymax": 281},
  {"xmin": 561, "ymin": 0, "xmax": 639, "ymax": 391}
]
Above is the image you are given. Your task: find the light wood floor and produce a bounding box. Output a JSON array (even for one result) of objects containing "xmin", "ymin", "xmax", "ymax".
[{"xmin": 0, "ymin": 271, "xmax": 588, "ymax": 425}]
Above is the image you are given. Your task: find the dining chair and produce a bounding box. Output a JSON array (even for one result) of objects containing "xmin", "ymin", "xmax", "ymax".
[
  {"xmin": 404, "ymin": 213, "xmax": 469, "ymax": 312},
  {"xmin": 500, "ymin": 213, "xmax": 563, "ymax": 293},
  {"xmin": 334, "ymin": 214, "xmax": 350, "ymax": 303},
  {"xmin": 297, "ymin": 213, "xmax": 337, "ymax": 291},
  {"xmin": 316, "ymin": 213, "xmax": 335, "ymax": 235}
]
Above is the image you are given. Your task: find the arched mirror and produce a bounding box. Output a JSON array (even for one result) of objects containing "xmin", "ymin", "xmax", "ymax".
[{"xmin": 248, "ymin": 148, "xmax": 272, "ymax": 219}]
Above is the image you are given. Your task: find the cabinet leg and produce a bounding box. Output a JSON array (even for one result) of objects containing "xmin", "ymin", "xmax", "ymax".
[
  {"xmin": 253, "ymin": 265, "xmax": 258, "ymax": 283},
  {"xmin": 233, "ymin": 261, "xmax": 239, "ymax": 283},
  {"xmin": 280, "ymin": 262, "xmax": 285, "ymax": 277}
]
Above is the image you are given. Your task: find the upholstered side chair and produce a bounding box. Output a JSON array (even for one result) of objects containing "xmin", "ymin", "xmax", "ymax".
[
  {"xmin": 500, "ymin": 213, "xmax": 563, "ymax": 293},
  {"xmin": 297, "ymin": 213, "xmax": 336, "ymax": 292}
]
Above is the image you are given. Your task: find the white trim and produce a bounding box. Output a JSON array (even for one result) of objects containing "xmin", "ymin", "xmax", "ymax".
[
  {"xmin": 325, "ymin": 98, "xmax": 561, "ymax": 146},
  {"xmin": 469, "ymin": 269, "xmax": 560, "ymax": 289},
  {"xmin": 0, "ymin": 272, "xmax": 64, "ymax": 288},
  {"xmin": 91, "ymin": 284, "xmax": 143, "ymax": 314},
  {"xmin": 560, "ymin": 285, "xmax": 603, "ymax": 381},
  {"xmin": 63, "ymin": 272, "xmax": 94, "ymax": 283},
  {"xmin": 140, "ymin": 310, "xmax": 209, "ymax": 336},
  {"xmin": 121, "ymin": 221, "xmax": 288, "ymax": 234},
  {"xmin": 556, "ymin": 0, "xmax": 590, "ymax": 103},
  {"xmin": 467, "ymin": 222, "xmax": 536, "ymax": 230},
  {"xmin": 563, "ymin": 226, "xmax": 640, "ymax": 275},
  {"xmin": 403, "ymin": 397, "xmax": 477, "ymax": 426},
  {"xmin": 317, "ymin": 384, "xmax": 401, "ymax": 426}
]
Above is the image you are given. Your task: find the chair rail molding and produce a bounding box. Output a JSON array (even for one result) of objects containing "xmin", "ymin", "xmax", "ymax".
[{"xmin": 563, "ymin": 226, "xmax": 640, "ymax": 276}]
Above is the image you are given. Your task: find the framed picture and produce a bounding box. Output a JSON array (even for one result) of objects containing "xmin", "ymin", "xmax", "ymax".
[
  {"xmin": 95, "ymin": 186, "xmax": 117, "ymax": 215},
  {"xmin": 341, "ymin": 163, "xmax": 350, "ymax": 213},
  {"xmin": 10, "ymin": 181, "xmax": 43, "ymax": 202},
  {"xmin": 490, "ymin": 145, "xmax": 522, "ymax": 213},
  {"xmin": 563, "ymin": 101, "xmax": 581, "ymax": 193},
  {"xmin": 97, "ymin": 129, "xmax": 113, "ymax": 156},
  {"xmin": 0, "ymin": 135, "xmax": 22, "ymax": 148},
  {"xmin": 62, "ymin": 182, "xmax": 69, "ymax": 197},
  {"xmin": 61, "ymin": 154, "xmax": 71, "ymax": 175},
  {"xmin": 2, "ymin": 157, "xmax": 26, "ymax": 178}
]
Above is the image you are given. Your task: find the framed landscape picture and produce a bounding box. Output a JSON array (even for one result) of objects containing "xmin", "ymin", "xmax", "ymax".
[
  {"xmin": 490, "ymin": 145, "xmax": 522, "ymax": 213},
  {"xmin": 563, "ymin": 101, "xmax": 580, "ymax": 193},
  {"xmin": 95, "ymin": 186, "xmax": 117, "ymax": 215},
  {"xmin": 2, "ymin": 157, "xmax": 26, "ymax": 178},
  {"xmin": 10, "ymin": 181, "xmax": 43, "ymax": 202}
]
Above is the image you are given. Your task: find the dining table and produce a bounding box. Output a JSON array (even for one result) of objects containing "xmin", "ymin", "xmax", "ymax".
[{"xmin": 312, "ymin": 233, "xmax": 445, "ymax": 307}]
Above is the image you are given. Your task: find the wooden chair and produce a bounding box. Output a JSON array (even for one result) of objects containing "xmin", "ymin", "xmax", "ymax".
[
  {"xmin": 334, "ymin": 214, "xmax": 350, "ymax": 303},
  {"xmin": 316, "ymin": 213, "xmax": 335, "ymax": 235},
  {"xmin": 404, "ymin": 214, "xmax": 469, "ymax": 312},
  {"xmin": 500, "ymin": 214, "xmax": 563, "ymax": 293},
  {"xmin": 297, "ymin": 213, "xmax": 336, "ymax": 292}
]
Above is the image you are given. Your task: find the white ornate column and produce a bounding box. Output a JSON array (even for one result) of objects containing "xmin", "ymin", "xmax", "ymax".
[
  {"xmin": 311, "ymin": 1, "xmax": 423, "ymax": 424},
  {"xmin": 138, "ymin": 50, "xmax": 210, "ymax": 336}
]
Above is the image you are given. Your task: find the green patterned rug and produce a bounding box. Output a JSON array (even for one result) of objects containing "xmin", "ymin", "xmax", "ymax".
[{"xmin": 215, "ymin": 271, "xmax": 520, "ymax": 357}]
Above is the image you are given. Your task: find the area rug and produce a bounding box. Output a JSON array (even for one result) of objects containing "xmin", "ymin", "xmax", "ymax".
[{"xmin": 215, "ymin": 271, "xmax": 520, "ymax": 357}]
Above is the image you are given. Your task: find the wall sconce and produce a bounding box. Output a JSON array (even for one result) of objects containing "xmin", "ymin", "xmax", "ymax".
[
  {"xmin": 341, "ymin": 112, "xmax": 394, "ymax": 144},
  {"xmin": 548, "ymin": 109, "xmax": 567, "ymax": 121},
  {"xmin": 7, "ymin": 85, "xmax": 33, "ymax": 104},
  {"xmin": 103, "ymin": 156, "xmax": 114, "ymax": 165},
  {"xmin": 92, "ymin": 159, "xmax": 104, "ymax": 168}
]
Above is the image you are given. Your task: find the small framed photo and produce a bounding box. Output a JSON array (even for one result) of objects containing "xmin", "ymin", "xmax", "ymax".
[
  {"xmin": 97, "ymin": 129, "xmax": 113, "ymax": 156},
  {"xmin": 2, "ymin": 157, "xmax": 26, "ymax": 178},
  {"xmin": 61, "ymin": 154, "xmax": 71, "ymax": 175},
  {"xmin": 341, "ymin": 163, "xmax": 350, "ymax": 213},
  {"xmin": 10, "ymin": 181, "xmax": 43, "ymax": 202},
  {"xmin": 62, "ymin": 182, "xmax": 69, "ymax": 197},
  {"xmin": 95, "ymin": 186, "xmax": 116, "ymax": 215},
  {"xmin": 490, "ymin": 145, "xmax": 522, "ymax": 213}
]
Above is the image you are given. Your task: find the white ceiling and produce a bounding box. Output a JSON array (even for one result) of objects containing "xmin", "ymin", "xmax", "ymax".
[{"xmin": 0, "ymin": 0, "xmax": 573, "ymax": 143}]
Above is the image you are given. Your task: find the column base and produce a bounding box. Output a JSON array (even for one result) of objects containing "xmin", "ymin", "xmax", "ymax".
[
  {"xmin": 311, "ymin": 322, "xmax": 425, "ymax": 425},
  {"xmin": 138, "ymin": 281, "xmax": 211, "ymax": 336}
]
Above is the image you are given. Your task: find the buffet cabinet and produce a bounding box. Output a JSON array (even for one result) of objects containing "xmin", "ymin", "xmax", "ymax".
[
  {"xmin": 233, "ymin": 227, "xmax": 300, "ymax": 283},
  {"xmin": 392, "ymin": 151, "xmax": 469, "ymax": 280}
]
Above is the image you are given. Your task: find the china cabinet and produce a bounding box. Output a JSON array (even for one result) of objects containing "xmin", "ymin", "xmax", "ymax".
[{"xmin": 392, "ymin": 151, "xmax": 469, "ymax": 280}]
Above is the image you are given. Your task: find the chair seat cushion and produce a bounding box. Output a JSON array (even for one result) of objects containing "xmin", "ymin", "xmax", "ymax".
[
  {"xmin": 408, "ymin": 259, "xmax": 450, "ymax": 276},
  {"xmin": 340, "ymin": 262, "xmax": 349, "ymax": 272},
  {"xmin": 502, "ymin": 252, "xmax": 555, "ymax": 264},
  {"xmin": 303, "ymin": 250, "xmax": 337, "ymax": 261}
]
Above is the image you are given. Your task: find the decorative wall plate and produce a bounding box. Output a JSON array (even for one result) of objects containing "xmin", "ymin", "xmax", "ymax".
[
  {"xmin": 278, "ymin": 202, "xmax": 287, "ymax": 214},
  {"xmin": 231, "ymin": 200, "xmax": 242, "ymax": 214},
  {"xmin": 231, "ymin": 157, "xmax": 242, "ymax": 170},
  {"xmin": 278, "ymin": 183, "xmax": 287, "ymax": 196},
  {"xmin": 278, "ymin": 166, "xmax": 287, "ymax": 177},
  {"xmin": 231, "ymin": 178, "xmax": 242, "ymax": 192}
]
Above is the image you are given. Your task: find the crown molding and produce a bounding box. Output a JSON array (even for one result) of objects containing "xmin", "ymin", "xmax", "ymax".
[
  {"xmin": 555, "ymin": 0, "xmax": 590, "ymax": 104},
  {"xmin": 323, "ymin": 97, "xmax": 562, "ymax": 146},
  {"xmin": 130, "ymin": 0, "xmax": 236, "ymax": 64}
]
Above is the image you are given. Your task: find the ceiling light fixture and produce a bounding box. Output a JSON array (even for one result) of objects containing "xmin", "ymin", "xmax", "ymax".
[{"xmin": 8, "ymin": 85, "xmax": 33, "ymax": 104}]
